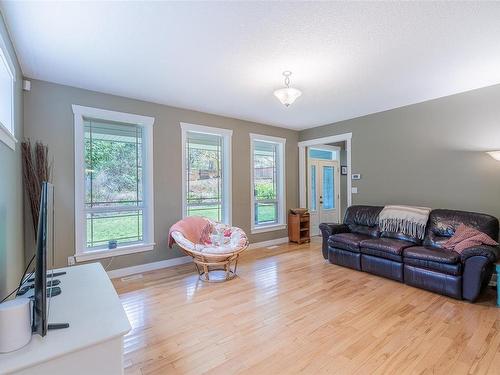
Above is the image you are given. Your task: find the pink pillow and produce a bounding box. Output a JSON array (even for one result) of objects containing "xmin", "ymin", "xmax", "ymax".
[{"xmin": 442, "ymin": 224, "xmax": 498, "ymax": 254}]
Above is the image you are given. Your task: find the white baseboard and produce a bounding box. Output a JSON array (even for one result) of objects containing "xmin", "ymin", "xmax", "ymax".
[
  {"xmin": 107, "ymin": 237, "xmax": 290, "ymax": 279},
  {"xmin": 248, "ymin": 237, "xmax": 289, "ymax": 249},
  {"xmin": 107, "ymin": 256, "xmax": 191, "ymax": 279}
]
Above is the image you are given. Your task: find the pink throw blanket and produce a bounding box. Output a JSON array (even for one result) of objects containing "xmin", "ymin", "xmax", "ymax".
[
  {"xmin": 442, "ymin": 224, "xmax": 498, "ymax": 253},
  {"xmin": 168, "ymin": 216, "xmax": 213, "ymax": 248}
]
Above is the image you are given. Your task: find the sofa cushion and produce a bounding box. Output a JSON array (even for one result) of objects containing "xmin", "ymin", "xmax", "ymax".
[
  {"xmin": 403, "ymin": 246, "xmax": 462, "ymax": 276},
  {"xmin": 404, "ymin": 246, "xmax": 460, "ymax": 264},
  {"xmin": 329, "ymin": 232, "xmax": 372, "ymax": 253},
  {"xmin": 344, "ymin": 205, "xmax": 383, "ymax": 237},
  {"xmin": 360, "ymin": 238, "xmax": 415, "ymax": 262}
]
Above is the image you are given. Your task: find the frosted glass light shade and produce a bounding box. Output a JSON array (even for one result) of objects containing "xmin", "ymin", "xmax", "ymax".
[
  {"xmin": 487, "ymin": 151, "xmax": 500, "ymax": 161},
  {"xmin": 273, "ymin": 87, "xmax": 302, "ymax": 107}
]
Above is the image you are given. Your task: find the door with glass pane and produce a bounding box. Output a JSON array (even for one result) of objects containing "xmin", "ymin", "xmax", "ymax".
[{"xmin": 308, "ymin": 159, "xmax": 340, "ymax": 235}]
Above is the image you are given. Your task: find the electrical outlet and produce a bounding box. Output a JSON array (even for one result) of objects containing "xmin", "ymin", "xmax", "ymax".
[
  {"xmin": 67, "ymin": 256, "xmax": 76, "ymax": 266},
  {"xmin": 352, "ymin": 187, "xmax": 358, "ymax": 194}
]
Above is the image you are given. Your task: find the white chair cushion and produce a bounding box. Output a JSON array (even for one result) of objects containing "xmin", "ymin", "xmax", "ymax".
[{"xmin": 171, "ymin": 222, "xmax": 248, "ymax": 255}]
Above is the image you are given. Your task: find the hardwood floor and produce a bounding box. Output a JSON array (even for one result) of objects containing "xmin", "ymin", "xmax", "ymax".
[{"xmin": 113, "ymin": 238, "xmax": 500, "ymax": 374}]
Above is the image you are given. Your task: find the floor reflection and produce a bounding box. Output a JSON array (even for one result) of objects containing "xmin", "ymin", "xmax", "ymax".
[
  {"xmin": 121, "ymin": 294, "xmax": 146, "ymax": 354},
  {"xmin": 184, "ymin": 275, "xmax": 203, "ymax": 301},
  {"xmin": 253, "ymin": 258, "xmax": 279, "ymax": 300}
]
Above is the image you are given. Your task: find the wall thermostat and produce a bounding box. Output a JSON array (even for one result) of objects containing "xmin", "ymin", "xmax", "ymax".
[{"xmin": 352, "ymin": 174, "xmax": 361, "ymax": 180}]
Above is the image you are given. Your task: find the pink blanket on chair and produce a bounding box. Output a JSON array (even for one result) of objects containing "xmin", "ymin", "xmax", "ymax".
[{"xmin": 168, "ymin": 216, "xmax": 213, "ymax": 248}]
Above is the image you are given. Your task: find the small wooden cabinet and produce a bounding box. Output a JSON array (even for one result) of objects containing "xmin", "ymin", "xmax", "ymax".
[{"xmin": 288, "ymin": 211, "xmax": 310, "ymax": 244}]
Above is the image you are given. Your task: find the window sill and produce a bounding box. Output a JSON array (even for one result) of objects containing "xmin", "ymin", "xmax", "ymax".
[
  {"xmin": 75, "ymin": 242, "xmax": 155, "ymax": 262},
  {"xmin": 251, "ymin": 224, "xmax": 287, "ymax": 234},
  {"xmin": 0, "ymin": 122, "xmax": 17, "ymax": 150}
]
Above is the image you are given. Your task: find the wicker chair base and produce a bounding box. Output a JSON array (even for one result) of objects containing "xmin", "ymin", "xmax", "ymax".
[{"xmin": 193, "ymin": 255, "xmax": 240, "ymax": 282}]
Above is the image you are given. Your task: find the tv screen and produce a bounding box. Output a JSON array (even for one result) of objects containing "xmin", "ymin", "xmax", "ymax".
[{"xmin": 32, "ymin": 181, "xmax": 54, "ymax": 336}]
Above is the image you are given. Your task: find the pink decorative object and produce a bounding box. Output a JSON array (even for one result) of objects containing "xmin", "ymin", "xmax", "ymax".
[
  {"xmin": 443, "ymin": 224, "xmax": 498, "ymax": 253},
  {"xmin": 168, "ymin": 216, "xmax": 213, "ymax": 248}
]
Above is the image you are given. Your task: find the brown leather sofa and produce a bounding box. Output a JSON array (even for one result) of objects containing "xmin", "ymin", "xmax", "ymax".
[{"xmin": 320, "ymin": 205, "xmax": 499, "ymax": 301}]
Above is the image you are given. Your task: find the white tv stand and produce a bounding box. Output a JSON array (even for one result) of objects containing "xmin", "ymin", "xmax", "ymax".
[{"xmin": 0, "ymin": 263, "xmax": 131, "ymax": 375}]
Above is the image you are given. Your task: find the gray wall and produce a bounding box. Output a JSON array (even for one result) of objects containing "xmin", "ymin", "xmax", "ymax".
[
  {"xmin": 0, "ymin": 12, "xmax": 24, "ymax": 298},
  {"xmin": 300, "ymin": 84, "xmax": 500, "ymax": 222},
  {"xmin": 23, "ymin": 79, "xmax": 299, "ymax": 271}
]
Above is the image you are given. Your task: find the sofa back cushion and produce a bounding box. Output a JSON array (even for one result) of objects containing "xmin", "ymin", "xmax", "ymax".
[
  {"xmin": 344, "ymin": 205, "xmax": 383, "ymax": 237},
  {"xmin": 424, "ymin": 209, "xmax": 499, "ymax": 249}
]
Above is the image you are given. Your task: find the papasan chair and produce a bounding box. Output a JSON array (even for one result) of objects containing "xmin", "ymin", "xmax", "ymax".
[{"xmin": 168, "ymin": 216, "xmax": 249, "ymax": 282}]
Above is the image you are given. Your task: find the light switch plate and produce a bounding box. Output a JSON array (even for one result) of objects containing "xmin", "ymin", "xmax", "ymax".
[
  {"xmin": 352, "ymin": 174, "xmax": 361, "ymax": 180},
  {"xmin": 352, "ymin": 187, "xmax": 358, "ymax": 194}
]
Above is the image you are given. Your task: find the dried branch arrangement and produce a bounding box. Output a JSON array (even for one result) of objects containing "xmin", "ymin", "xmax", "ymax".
[{"xmin": 21, "ymin": 140, "xmax": 52, "ymax": 239}]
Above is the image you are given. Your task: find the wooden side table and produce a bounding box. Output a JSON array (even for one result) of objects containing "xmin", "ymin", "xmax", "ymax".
[{"xmin": 288, "ymin": 211, "xmax": 310, "ymax": 244}]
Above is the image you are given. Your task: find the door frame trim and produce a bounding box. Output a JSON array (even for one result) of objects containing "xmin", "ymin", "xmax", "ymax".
[{"xmin": 298, "ymin": 132, "xmax": 352, "ymax": 209}]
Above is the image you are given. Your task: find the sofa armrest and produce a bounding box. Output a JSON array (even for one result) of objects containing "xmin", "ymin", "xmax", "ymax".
[
  {"xmin": 319, "ymin": 223, "xmax": 350, "ymax": 259},
  {"xmin": 460, "ymin": 245, "xmax": 499, "ymax": 263},
  {"xmin": 461, "ymin": 245, "xmax": 498, "ymax": 301}
]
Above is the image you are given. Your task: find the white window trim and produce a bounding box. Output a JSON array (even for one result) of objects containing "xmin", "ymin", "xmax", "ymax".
[
  {"xmin": 250, "ymin": 133, "xmax": 286, "ymax": 234},
  {"xmin": 0, "ymin": 121, "xmax": 16, "ymax": 150},
  {"xmin": 72, "ymin": 105, "xmax": 155, "ymax": 261},
  {"xmin": 180, "ymin": 122, "xmax": 233, "ymax": 225},
  {"xmin": 0, "ymin": 33, "xmax": 17, "ymax": 151}
]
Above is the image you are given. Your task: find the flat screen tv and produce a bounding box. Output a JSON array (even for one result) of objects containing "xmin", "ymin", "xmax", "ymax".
[
  {"xmin": 32, "ymin": 182, "xmax": 68, "ymax": 336},
  {"xmin": 32, "ymin": 181, "xmax": 53, "ymax": 336}
]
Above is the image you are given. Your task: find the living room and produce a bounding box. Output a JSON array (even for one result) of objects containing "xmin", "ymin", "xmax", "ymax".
[{"xmin": 1, "ymin": 2, "xmax": 500, "ymax": 374}]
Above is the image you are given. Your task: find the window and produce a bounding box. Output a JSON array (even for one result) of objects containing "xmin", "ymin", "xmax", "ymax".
[
  {"xmin": 310, "ymin": 164, "xmax": 316, "ymax": 211},
  {"xmin": 181, "ymin": 123, "xmax": 232, "ymax": 224},
  {"xmin": 0, "ymin": 34, "xmax": 16, "ymax": 150},
  {"xmin": 309, "ymin": 147, "xmax": 338, "ymax": 160},
  {"xmin": 73, "ymin": 105, "xmax": 154, "ymax": 261},
  {"xmin": 250, "ymin": 134, "xmax": 286, "ymax": 233}
]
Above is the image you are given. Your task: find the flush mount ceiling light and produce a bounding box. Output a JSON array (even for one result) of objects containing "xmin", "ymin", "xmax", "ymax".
[
  {"xmin": 273, "ymin": 71, "xmax": 302, "ymax": 107},
  {"xmin": 487, "ymin": 151, "xmax": 500, "ymax": 161}
]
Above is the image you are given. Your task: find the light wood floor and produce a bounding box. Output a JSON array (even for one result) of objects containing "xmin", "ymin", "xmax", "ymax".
[{"xmin": 113, "ymin": 238, "xmax": 500, "ymax": 375}]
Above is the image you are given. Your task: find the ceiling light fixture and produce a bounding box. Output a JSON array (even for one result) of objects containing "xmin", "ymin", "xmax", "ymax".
[{"xmin": 273, "ymin": 71, "xmax": 302, "ymax": 107}]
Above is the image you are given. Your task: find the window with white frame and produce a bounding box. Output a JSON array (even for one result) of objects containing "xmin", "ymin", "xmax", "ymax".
[
  {"xmin": 0, "ymin": 34, "xmax": 16, "ymax": 150},
  {"xmin": 250, "ymin": 134, "xmax": 286, "ymax": 233},
  {"xmin": 308, "ymin": 146, "xmax": 339, "ymax": 160},
  {"xmin": 181, "ymin": 123, "xmax": 232, "ymax": 224},
  {"xmin": 73, "ymin": 105, "xmax": 154, "ymax": 261}
]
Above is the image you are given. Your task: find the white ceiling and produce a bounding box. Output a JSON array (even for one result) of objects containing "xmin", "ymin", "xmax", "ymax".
[{"xmin": 2, "ymin": 1, "xmax": 500, "ymax": 130}]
